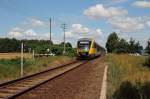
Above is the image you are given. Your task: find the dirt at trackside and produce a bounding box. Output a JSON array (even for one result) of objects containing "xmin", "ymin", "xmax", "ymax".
[{"xmin": 17, "ymin": 57, "xmax": 106, "ymax": 99}]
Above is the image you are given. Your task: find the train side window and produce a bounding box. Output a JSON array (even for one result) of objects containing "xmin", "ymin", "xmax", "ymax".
[
  {"xmin": 93, "ymin": 42, "xmax": 94, "ymax": 48},
  {"xmin": 94, "ymin": 42, "xmax": 97, "ymax": 48}
]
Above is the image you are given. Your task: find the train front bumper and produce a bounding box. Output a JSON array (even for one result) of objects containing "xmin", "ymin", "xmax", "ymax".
[{"xmin": 78, "ymin": 52, "xmax": 89, "ymax": 56}]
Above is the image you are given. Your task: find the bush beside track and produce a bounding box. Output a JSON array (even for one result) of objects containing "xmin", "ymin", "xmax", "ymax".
[{"xmin": 105, "ymin": 54, "xmax": 150, "ymax": 99}]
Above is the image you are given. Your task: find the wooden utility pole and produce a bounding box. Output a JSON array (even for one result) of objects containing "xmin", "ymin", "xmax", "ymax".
[
  {"xmin": 21, "ymin": 42, "xmax": 24, "ymax": 77},
  {"xmin": 62, "ymin": 23, "xmax": 67, "ymax": 54},
  {"xmin": 49, "ymin": 18, "xmax": 52, "ymax": 53},
  {"xmin": 49, "ymin": 18, "xmax": 52, "ymax": 43}
]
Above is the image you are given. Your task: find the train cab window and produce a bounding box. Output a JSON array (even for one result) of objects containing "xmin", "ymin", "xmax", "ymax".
[{"xmin": 77, "ymin": 40, "xmax": 91, "ymax": 50}]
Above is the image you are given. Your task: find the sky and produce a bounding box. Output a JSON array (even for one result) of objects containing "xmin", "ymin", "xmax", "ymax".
[{"xmin": 0, "ymin": 0, "xmax": 150, "ymax": 47}]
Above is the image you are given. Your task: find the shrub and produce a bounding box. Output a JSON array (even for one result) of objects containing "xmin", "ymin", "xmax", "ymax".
[
  {"xmin": 51, "ymin": 46, "xmax": 63, "ymax": 55},
  {"xmin": 113, "ymin": 81, "xmax": 140, "ymax": 99},
  {"xmin": 64, "ymin": 48, "xmax": 76, "ymax": 57},
  {"xmin": 113, "ymin": 81, "xmax": 150, "ymax": 99},
  {"xmin": 144, "ymin": 56, "xmax": 150, "ymax": 68}
]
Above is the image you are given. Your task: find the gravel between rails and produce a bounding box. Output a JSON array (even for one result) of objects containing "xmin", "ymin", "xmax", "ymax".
[{"xmin": 17, "ymin": 57, "xmax": 105, "ymax": 99}]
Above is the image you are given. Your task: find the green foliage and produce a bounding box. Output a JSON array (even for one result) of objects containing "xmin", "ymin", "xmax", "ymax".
[
  {"xmin": 0, "ymin": 38, "xmax": 21, "ymax": 52},
  {"xmin": 0, "ymin": 58, "xmax": 34, "ymax": 81},
  {"xmin": 115, "ymin": 38, "xmax": 128, "ymax": 53},
  {"xmin": 0, "ymin": 58, "xmax": 20, "ymax": 66},
  {"xmin": 144, "ymin": 56, "xmax": 150, "ymax": 68},
  {"xmin": 0, "ymin": 56, "xmax": 73, "ymax": 83},
  {"xmin": 106, "ymin": 33, "xmax": 143, "ymax": 54},
  {"xmin": 59, "ymin": 42, "xmax": 72, "ymax": 48},
  {"xmin": 51, "ymin": 45, "xmax": 63, "ymax": 55},
  {"xmin": 145, "ymin": 39, "xmax": 150, "ymax": 55},
  {"xmin": 51, "ymin": 44, "xmax": 76, "ymax": 56},
  {"xmin": 0, "ymin": 38, "xmax": 75, "ymax": 57},
  {"xmin": 64, "ymin": 48, "xmax": 76, "ymax": 57},
  {"xmin": 113, "ymin": 81, "xmax": 140, "ymax": 99},
  {"xmin": 34, "ymin": 45, "xmax": 51, "ymax": 54},
  {"xmin": 127, "ymin": 38, "xmax": 143, "ymax": 54},
  {"xmin": 24, "ymin": 39, "xmax": 53, "ymax": 53},
  {"xmin": 0, "ymin": 58, "xmax": 32, "ymax": 67},
  {"xmin": 106, "ymin": 32, "xmax": 119, "ymax": 53},
  {"xmin": 106, "ymin": 54, "xmax": 150, "ymax": 99},
  {"xmin": 113, "ymin": 81, "xmax": 150, "ymax": 99}
]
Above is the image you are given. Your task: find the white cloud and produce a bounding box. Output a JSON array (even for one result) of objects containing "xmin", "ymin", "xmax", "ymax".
[
  {"xmin": 29, "ymin": 18, "xmax": 45, "ymax": 27},
  {"xmin": 21, "ymin": 18, "xmax": 46, "ymax": 29},
  {"xmin": 8, "ymin": 27, "xmax": 24, "ymax": 38},
  {"xmin": 83, "ymin": 4, "xmax": 127, "ymax": 19},
  {"xmin": 132, "ymin": 1, "xmax": 150, "ymax": 8},
  {"xmin": 52, "ymin": 39, "xmax": 62, "ymax": 44},
  {"xmin": 8, "ymin": 29, "xmax": 37, "ymax": 39},
  {"xmin": 108, "ymin": 16, "xmax": 145, "ymax": 32},
  {"xmin": 83, "ymin": 4, "xmax": 150, "ymax": 33},
  {"xmin": 95, "ymin": 29, "xmax": 103, "ymax": 36},
  {"xmin": 146, "ymin": 21, "xmax": 150, "ymax": 27},
  {"xmin": 65, "ymin": 24, "xmax": 103, "ymax": 39},
  {"xmin": 71, "ymin": 24, "xmax": 89, "ymax": 33},
  {"xmin": 7, "ymin": 24, "xmax": 56, "ymax": 40},
  {"xmin": 37, "ymin": 33, "xmax": 54, "ymax": 40},
  {"xmin": 65, "ymin": 31, "xmax": 73, "ymax": 38},
  {"xmin": 24, "ymin": 29, "xmax": 37, "ymax": 37},
  {"xmin": 8, "ymin": 31, "xmax": 23, "ymax": 38},
  {"xmin": 7, "ymin": 18, "xmax": 50, "ymax": 39},
  {"xmin": 12, "ymin": 27, "xmax": 24, "ymax": 32}
]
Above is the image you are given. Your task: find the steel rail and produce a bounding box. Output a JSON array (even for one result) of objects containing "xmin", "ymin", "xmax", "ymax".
[{"xmin": 0, "ymin": 60, "xmax": 78, "ymax": 88}]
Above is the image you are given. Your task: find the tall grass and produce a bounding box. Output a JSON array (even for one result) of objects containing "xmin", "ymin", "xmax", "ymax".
[
  {"xmin": 105, "ymin": 54, "xmax": 150, "ymax": 99},
  {"xmin": 0, "ymin": 56, "xmax": 73, "ymax": 83}
]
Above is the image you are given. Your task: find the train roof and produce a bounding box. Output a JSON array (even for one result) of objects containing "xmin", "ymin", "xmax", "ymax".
[{"xmin": 78, "ymin": 38, "xmax": 94, "ymax": 41}]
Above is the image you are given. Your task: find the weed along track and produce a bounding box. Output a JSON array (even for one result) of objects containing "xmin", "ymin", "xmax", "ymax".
[{"xmin": 0, "ymin": 60, "xmax": 87, "ymax": 99}]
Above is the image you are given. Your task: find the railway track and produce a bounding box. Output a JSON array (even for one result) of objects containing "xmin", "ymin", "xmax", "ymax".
[{"xmin": 0, "ymin": 60, "xmax": 87, "ymax": 99}]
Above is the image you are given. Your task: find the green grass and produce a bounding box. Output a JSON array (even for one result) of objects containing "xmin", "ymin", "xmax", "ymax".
[
  {"xmin": 105, "ymin": 54, "xmax": 150, "ymax": 99},
  {"xmin": 0, "ymin": 56, "xmax": 74, "ymax": 83}
]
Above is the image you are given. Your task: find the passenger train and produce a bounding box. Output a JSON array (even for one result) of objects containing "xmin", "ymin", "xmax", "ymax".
[{"xmin": 76, "ymin": 38, "xmax": 105, "ymax": 59}]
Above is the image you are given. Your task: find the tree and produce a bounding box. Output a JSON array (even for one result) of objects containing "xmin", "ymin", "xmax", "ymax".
[
  {"xmin": 128, "ymin": 38, "xmax": 143, "ymax": 54},
  {"xmin": 145, "ymin": 39, "xmax": 150, "ymax": 55},
  {"xmin": 60, "ymin": 42, "xmax": 72, "ymax": 48},
  {"xmin": 106, "ymin": 32, "xmax": 119, "ymax": 53},
  {"xmin": 0, "ymin": 38, "xmax": 75, "ymax": 56},
  {"xmin": 51, "ymin": 45, "xmax": 63, "ymax": 55},
  {"xmin": 0, "ymin": 38, "xmax": 20, "ymax": 52},
  {"xmin": 105, "ymin": 33, "xmax": 143, "ymax": 54},
  {"xmin": 135, "ymin": 41, "xmax": 143, "ymax": 54},
  {"xmin": 128, "ymin": 38, "xmax": 136, "ymax": 53},
  {"xmin": 116, "ymin": 38, "xmax": 129, "ymax": 53}
]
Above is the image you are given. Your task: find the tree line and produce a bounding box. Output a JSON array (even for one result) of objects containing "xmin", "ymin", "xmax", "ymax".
[
  {"xmin": 0, "ymin": 38, "xmax": 75, "ymax": 56},
  {"xmin": 1, "ymin": 32, "xmax": 150, "ymax": 56},
  {"xmin": 106, "ymin": 32, "xmax": 150, "ymax": 55}
]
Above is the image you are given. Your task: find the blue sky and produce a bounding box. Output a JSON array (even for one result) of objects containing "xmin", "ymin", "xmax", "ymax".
[{"xmin": 0, "ymin": 0, "xmax": 150, "ymax": 47}]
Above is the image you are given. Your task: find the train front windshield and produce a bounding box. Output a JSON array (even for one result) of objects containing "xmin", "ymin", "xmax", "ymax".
[{"xmin": 78, "ymin": 41, "xmax": 91, "ymax": 51}]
